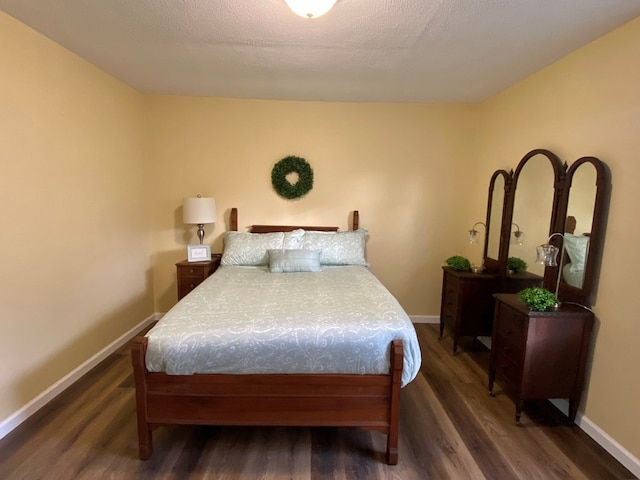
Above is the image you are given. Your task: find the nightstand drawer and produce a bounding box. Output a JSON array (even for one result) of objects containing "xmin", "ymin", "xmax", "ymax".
[
  {"xmin": 181, "ymin": 277, "xmax": 204, "ymax": 294},
  {"xmin": 180, "ymin": 265, "xmax": 207, "ymax": 278}
]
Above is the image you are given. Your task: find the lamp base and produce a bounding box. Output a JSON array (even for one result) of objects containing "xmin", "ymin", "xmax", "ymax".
[{"xmin": 197, "ymin": 224, "xmax": 205, "ymax": 244}]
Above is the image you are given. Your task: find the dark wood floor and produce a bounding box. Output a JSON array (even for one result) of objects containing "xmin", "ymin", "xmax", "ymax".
[{"xmin": 0, "ymin": 324, "xmax": 635, "ymax": 479}]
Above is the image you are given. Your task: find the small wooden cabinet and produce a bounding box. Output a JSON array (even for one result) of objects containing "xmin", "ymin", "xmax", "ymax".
[
  {"xmin": 489, "ymin": 293, "xmax": 594, "ymax": 424},
  {"xmin": 176, "ymin": 254, "xmax": 221, "ymax": 300},
  {"xmin": 440, "ymin": 268, "xmax": 543, "ymax": 354},
  {"xmin": 439, "ymin": 267, "xmax": 499, "ymax": 353}
]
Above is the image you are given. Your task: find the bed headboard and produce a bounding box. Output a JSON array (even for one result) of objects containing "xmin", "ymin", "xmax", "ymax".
[{"xmin": 229, "ymin": 208, "xmax": 359, "ymax": 232}]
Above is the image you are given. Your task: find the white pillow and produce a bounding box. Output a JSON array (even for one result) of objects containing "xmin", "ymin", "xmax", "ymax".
[
  {"xmin": 302, "ymin": 229, "xmax": 369, "ymax": 266},
  {"xmin": 268, "ymin": 249, "xmax": 322, "ymax": 273},
  {"xmin": 221, "ymin": 231, "xmax": 284, "ymax": 266},
  {"xmin": 283, "ymin": 229, "xmax": 305, "ymax": 249}
]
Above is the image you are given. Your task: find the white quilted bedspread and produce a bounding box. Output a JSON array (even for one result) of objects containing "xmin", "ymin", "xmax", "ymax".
[{"xmin": 145, "ymin": 265, "xmax": 421, "ymax": 387}]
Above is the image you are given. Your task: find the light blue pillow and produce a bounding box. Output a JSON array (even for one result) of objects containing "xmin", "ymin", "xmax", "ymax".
[
  {"xmin": 268, "ymin": 249, "xmax": 322, "ymax": 273},
  {"xmin": 301, "ymin": 229, "xmax": 369, "ymax": 266},
  {"xmin": 221, "ymin": 231, "xmax": 285, "ymax": 266},
  {"xmin": 563, "ymin": 233, "xmax": 589, "ymax": 270}
]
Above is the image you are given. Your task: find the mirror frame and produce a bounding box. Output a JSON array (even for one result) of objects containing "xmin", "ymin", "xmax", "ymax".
[
  {"xmin": 502, "ymin": 149, "xmax": 567, "ymax": 279},
  {"xmin": 552, "ymin": 156, "xmax": 610, "ymax": 306},
  {"xmin": 483, "ymin": 169, "xmax": 512, "ymax": 274}
]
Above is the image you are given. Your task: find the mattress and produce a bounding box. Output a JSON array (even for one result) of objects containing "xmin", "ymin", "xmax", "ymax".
[{"xmin": 145, "ymin": 265, "xmax": 421, "ymax": 387}]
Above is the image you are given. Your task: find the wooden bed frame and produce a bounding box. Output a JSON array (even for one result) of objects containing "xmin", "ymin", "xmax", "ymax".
[{"xmin": 131, "ymin": 208, "xmax": 404, "ymax": 464}]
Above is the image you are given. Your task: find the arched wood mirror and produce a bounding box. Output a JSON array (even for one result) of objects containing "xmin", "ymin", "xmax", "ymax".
[
  {"xmin": 551, "ymin": 156, "xmax": 610, "ymax": 306},
  {"xmin": 483, "ymin": 170, "xmax": 512, "ymax": 273},
  {"xmin": 504, "ymin": 149, "xmax": 566, "ymax": 280}
]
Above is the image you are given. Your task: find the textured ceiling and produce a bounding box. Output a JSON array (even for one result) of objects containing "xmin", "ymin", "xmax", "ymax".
[{"xmin": 1, "ymin": 0, "xmax": 639, "ymax": 103}]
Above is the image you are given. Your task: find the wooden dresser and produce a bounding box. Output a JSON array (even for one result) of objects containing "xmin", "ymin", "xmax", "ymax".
[
  {"xmin": 489, "ymin": 293, "xmax": 594, "ymax": 423},
  {"xmin": 175, "ymin": 254, "xmax": 221, "ymax": 301},
  {"xmin": 439, "ymin": 268, "xmax": 542, "ymax": 354},
  {"xmin": 439, "ymin": 267, "xmax": 499, "ymax": 353}
]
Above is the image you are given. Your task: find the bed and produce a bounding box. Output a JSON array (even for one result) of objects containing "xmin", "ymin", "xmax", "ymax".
[{"xmin": 131, "ymin": 208, "xmax": 421, "ymax": 464}]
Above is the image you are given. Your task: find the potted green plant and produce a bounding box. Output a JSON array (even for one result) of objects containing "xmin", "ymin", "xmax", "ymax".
[
  {"xmin": 518, "ymin": 287, "xmax": 558, "ymax": 311},
  {"xmin": 507, "ymin": 257, "xmax": 528, "ymax": 274},
  {"xmin": 445, "ymin": 255, "xmax": 471, "ymax": 272}
]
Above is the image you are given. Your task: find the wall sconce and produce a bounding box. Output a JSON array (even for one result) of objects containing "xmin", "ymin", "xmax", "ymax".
[
  {"xmin": 511, "ymin": 223, "xmax": 525, "ymax": 245},
  {"xmin": 284, "ymin": 0, "xmax": 337, "ymax": 18},
  {"xmin": 536, "ymin": 232, "xmax": 565, "ymax": 302},
  {"xmin": 468, "ymin": 222, "xmax": 486, "ymax": 244},
  {"xmin": 183, "ymin": 195, "xmax": 217, "ymax": 244}
]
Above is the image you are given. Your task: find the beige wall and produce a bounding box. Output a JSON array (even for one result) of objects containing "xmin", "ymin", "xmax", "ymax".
[
  {"xmin": 476, "ymin": 17, "xmax": 640, "ymax": 458},
  {"xmin": 144, "ymin": 96, "xmax": 480, "ymax": 314},
  {"xmin": 0, "ymin": 13, "xmax": 153, "ymax": 421}
]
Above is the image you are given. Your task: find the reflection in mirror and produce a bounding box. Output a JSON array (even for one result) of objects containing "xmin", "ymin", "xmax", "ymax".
[
  {"xmin": 561, "ymin": 163, "xmax": 597, "ymax": 289},
  {"xmin": 486, "ymin": 175, "xmax": 505, "ymax": 260},
  {"xmin": 510, "ymin": 223, "xmax": 524, "ymax": 245},
  {"xmin": 509, "ymin": 154, "xmax": 556, "ymax": 276},
  {"xmin": 555, "ymin": 156, "xmax": 609, "ymax": 306}
]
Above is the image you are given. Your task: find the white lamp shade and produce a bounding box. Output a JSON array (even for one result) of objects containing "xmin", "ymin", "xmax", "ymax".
[
  {"xmin": 183, "ymin": 197, "xmax": 217, "ymax": 224},
  {"xmin": 284, "ymin": 0, "xmax": 337, "ymax": 18}
]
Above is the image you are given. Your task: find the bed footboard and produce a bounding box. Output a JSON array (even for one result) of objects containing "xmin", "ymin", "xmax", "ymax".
[{"xmin": 131, "ymin": 337, "xmax": 404, "ymax": 464}]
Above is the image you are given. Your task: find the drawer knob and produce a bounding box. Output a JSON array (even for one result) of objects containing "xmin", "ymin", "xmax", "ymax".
[
  {"xmin": 189, "ymin": 283, "xmax": 196, "ymax": 289},
  {"xmin": 189, "ymin": 268, "xmax": 196, "ymax": 273}
]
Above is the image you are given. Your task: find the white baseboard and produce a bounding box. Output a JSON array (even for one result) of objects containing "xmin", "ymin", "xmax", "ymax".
[
  {"xmin": 410, "ymin": 315, "xmax": 439, "ymax": 324},
  {"xmin": 0, "ymin": 313, "xmax": 159, "ymax": 441},
  {"xmin": 549, "ymin": 399, "xmax": 640, "ymax": 478},
  {"xmin": 475, "ymin": 335, "xmax": 491, "ymax": 349}
]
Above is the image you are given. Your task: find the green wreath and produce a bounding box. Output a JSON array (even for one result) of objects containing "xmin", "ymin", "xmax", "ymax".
[{"xmin": 271, "ymin": 155, "xmax": 314, "ymax": 200}]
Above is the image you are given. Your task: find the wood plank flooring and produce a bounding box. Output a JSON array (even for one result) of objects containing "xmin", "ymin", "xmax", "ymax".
[{"xmin": 0, "ymin": 324, "xmax": 635, "ymax": 479}]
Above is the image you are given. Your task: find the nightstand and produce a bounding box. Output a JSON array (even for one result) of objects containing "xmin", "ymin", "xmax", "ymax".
[
  {"xmin": 176, "ymin": 254, "xmax": 221, "ymax": 300},
  {"xmin": 489, "ymin": 293, "xmax": 594, "ymax": 424}
]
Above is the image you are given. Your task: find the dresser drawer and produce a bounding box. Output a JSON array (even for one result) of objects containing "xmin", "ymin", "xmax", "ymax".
[
  {"xmin": 495, "ymin": 304, "xmax": 525, "ymax": 349},
  {"xmin": 442, "ymin": 275, "xmax": 459, "ymax": 309},
  {"xmin": 493, "ymin": 344, "xmax": 522, "ymax": 385},
  {"xmin": 441, "ymin": 310, "xmax": 455, "ymax": 330},
  {"xmin": 494, "ymin": 335, "xmax": 523, "ymax": 366}
]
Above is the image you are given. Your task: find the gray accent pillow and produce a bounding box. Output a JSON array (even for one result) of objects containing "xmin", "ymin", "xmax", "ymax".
[{"xmin": 268, "ymin": 249, "xmax": 322, "ymax": 273}]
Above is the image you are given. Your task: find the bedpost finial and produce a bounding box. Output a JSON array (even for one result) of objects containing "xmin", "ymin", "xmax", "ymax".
[{"xmin": 230, "ymin": 208, "xmax": 238, "ymax": 232}]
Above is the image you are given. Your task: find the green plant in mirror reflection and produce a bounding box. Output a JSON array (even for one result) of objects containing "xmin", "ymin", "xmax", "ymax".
[{"xmin": 507, "ymin": 257, "xmax": 528, "ymax": 273}]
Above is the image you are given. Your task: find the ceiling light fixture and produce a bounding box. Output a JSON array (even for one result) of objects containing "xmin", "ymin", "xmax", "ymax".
[{"xmin": 284, "ymin": 0, "xmax": 338, "ymax": 19}]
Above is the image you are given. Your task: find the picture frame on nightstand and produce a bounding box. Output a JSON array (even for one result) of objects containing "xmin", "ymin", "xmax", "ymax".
[{"xmin": 187, "ymin": 244, "xmax": 211, "ymax": 262}]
